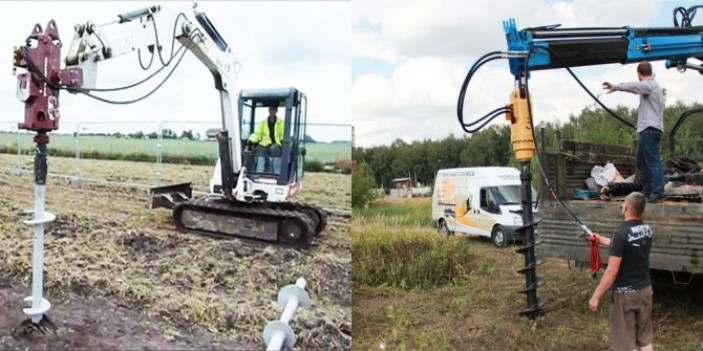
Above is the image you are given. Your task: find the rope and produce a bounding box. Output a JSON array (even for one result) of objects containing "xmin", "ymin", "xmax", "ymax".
[{"xmin": 589, "ymin": 235, "xmax": 603, "ymax": 273}]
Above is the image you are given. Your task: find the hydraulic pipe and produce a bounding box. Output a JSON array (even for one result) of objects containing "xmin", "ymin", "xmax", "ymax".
[{"xmin": 530, "ymin": 28, "xmax": 628, "ymax": 39}]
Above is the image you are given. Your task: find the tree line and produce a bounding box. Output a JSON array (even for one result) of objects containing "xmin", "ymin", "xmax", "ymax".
[
  {"xmin": 9, "ymin": 129, "xmax": 322, "ymax": 142},
  {"xmin": 353, "ymin": 101, "xmax": 703, "ymax": 188},
  {"xmin": 116, "ymin": 129, "xmax": 198, "ymax": 140}
]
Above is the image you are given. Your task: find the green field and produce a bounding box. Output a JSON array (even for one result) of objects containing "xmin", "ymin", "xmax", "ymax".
[{"xmin": 0, "ymin": 133, "xmax": 350, "ymax": 163}]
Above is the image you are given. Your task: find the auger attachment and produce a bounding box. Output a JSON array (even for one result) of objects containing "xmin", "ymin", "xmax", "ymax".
[{"xmin": 507, "ymin": 83, "xmax": 546, "ymax": 320}]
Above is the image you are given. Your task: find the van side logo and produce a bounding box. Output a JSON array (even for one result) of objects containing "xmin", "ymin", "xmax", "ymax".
[{"xmin": 438, "ymin": 170, "xmax": 475, "ymax": 177}]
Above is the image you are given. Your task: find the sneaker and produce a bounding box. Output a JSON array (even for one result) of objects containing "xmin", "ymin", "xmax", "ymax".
[{"xmin": 647, "ymin": 196, "xmax": 663, "ymax": 203}]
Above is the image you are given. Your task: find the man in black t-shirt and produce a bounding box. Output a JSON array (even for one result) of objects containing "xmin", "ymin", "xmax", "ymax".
[{"xmin": 589, "ymin": 192, "xmax": 654, "ymax": 351}]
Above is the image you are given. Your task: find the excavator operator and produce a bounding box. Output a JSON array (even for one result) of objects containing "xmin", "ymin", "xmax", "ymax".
[{"xmin": 247, "ymin": 102, "xmax": 285, "ymax": 172}]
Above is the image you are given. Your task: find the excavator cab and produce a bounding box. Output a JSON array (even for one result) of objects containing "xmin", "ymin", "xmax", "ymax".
[{"xmin": 239, "ymin": 87, "xmax": 307, "ymax": 185}]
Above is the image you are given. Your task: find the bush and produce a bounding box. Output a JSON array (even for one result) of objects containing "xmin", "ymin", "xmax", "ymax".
[
  {"xmin": 352, "ymin": 162, "xmax": 377, "ymax": 208},
  {"xmin": 336, "ymin": 158, "xmax": 352, "ymax": 174},
  {"xmin": 353, "ymin": 229, "xmax": 471, "ymax": 290},
  {"xmin": 304, "ymin": 159, "xmax": 324, "ymax": 172}
]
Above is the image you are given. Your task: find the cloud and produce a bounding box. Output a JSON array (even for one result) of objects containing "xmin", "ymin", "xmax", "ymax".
[
  {"xmin": 351, "ymin": 0, "xmax": 703, "ymax": 147},
  {"xmin": 352, "ymin": 26, "xmax": 397, "ymax": 63},
  {"xmin": 354, "ymin": 58, "xmax": 703, "ymax": 147},
  {"xmin": 360, "ymin": 0, "xmax": 658, "ymax": 62},
  {"xmin": 0, "ymin": 1, "xmax": 350, "ymax": 142}
]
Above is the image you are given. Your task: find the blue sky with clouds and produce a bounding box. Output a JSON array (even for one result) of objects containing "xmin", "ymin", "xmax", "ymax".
[
  {"xmin": 353, "ymin": 0, "xmax": 701, "ymax": 81},
  {"xmin": 353, "ymin": 0, "xmax": 703, "ymax": 147}
]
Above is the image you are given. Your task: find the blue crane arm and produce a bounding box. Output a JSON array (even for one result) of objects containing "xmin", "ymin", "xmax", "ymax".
[{"xmin": 503, "ymin": 18, "xmax": 703, "ymax": 78}]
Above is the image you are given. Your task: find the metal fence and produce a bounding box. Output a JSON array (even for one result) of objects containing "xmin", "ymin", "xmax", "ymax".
[{"xmin": 0, "ymin": 120, "xmax": 351, "ymax": 190}]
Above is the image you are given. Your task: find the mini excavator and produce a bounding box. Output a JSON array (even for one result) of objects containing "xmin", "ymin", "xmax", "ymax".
[{"xmin": 13, "ymin": 3, "xmax": 327, "ymax": 253}]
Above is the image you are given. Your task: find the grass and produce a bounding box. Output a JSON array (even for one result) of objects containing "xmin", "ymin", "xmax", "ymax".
[
  {"xmin": 353, "ymin": 226, "xmax": 471, "ymax": 290},
  {"xmin": 0, "ymin": 153, "xmax": 350, "ymax": 209},
  {"xmin": 352, "ymin": 197, "xmax": 703, "ymax": 350},
  {"xmin": 0, "ymin": 155, "xmax": 351, "ymax": 348},
  {"xmin": 353, "ymin": 198, "xmax": 469, "ymax": 290},
  {"xmin": 353, "ymin": 197, "xmax": 432, "ymax": 227},
  {"xmin": 0, "ymin": 132, "xmax": 350, "ymax": 164}
]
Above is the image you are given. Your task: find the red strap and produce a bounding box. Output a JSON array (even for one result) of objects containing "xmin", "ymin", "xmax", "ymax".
[{"xmin": 589, "ymin": 235, "xmax": 603, "ymax": 273}]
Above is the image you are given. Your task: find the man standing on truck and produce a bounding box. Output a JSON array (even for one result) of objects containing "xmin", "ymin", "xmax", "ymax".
[
  {"xmin": 603, "ymin": 61, "xmax": 665, "ymax": 203},
  {"xmin": 589, "ymin": 192, "xmax": 654, "ymax": 351}
]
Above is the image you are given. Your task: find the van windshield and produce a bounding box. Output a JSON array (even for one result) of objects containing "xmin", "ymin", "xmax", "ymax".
[{"xmin": 484, "ymin": 185, "xmax": 537, "ymax": 205}]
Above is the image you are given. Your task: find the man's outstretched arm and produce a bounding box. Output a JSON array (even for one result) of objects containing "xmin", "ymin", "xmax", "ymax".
[{"xmin": 589, "ymin": 255, "xmax": 622, "ymax": 312}]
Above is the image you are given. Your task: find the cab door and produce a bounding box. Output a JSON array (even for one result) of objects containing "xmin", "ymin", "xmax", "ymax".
[
  {"xmin": 292, "ymin": 94, "xmax": 307, "ymax": 183},
  {"xmin": 473, "ymin": 187, "xmax": 500, "ymax": 237}
]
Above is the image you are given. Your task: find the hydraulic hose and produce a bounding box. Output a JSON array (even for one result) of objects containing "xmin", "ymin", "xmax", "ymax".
[
  {"xmin": 19, "ymin": 29, "xmax": 202, "ymax": 104},
  {"xmin": 522, "ymin": 48, "xmax": 593, "ymax": 237},
  {"xmin": 533, "ymin": 45, "xmax": 636, "ymax": 130},
  {"xmin": 457, "ymin": 51, "xmax": 509, "ymax": 132}
]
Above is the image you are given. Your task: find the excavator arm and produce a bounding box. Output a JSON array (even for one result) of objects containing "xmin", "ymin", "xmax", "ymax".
[
  {"xmin": 503, "ymin": 19, "xmax": 703, "ymax": 78},
  {"xmin": 14, "ymin": 3, "xmax": 240, "ymax": 174}
]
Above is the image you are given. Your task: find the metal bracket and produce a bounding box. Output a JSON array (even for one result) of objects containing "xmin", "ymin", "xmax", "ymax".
[{"xmin": 671, "ymin": 271, "xmax": 695, "ymax": 285}]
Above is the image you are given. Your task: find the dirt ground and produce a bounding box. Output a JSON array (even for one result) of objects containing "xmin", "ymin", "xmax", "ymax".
[
  {"xmin": 0, "ymin": 273, "xmax": 239, "ymax": 350},
  {"xmin": 353, "ymin": 232, "xmax": 703, "ymax": 350},
  {"xmin": 0, "ymin": 154, "xmax": 351, "ymax": 350}
]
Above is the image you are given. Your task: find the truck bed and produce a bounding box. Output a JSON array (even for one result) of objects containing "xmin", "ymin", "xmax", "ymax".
[
  {"xmin": 539, "ymin": 140, "xmax": 703, "ymax": 274},
  {"xmin": 539, "ymin": 199, "xmax": 703, "ymax": 274}
]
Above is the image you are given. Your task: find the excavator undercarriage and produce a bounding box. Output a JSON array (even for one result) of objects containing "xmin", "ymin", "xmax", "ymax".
[{"xmin": 150, "ymin": 182, "xmax": 327, "ymax": 249}]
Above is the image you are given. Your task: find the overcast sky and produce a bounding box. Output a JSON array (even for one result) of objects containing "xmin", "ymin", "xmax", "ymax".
[
  {"xmin": 0, "ymin": 1, "xmax": 350, "ymax": 141},
  {"xmin": 353, "ymin": 0, "xmax": 703, "ymax": 147}
]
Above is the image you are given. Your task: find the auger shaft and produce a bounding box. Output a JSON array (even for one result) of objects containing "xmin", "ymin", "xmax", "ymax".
[
  {"xmin": 23, "ymin": 134, "xmax": 55, "ymax": 324},
  {"xmin": 263, "ymin": 277, "xmax": 312, "ymax": 351},
  {"xmin": 518, "ymin": 162, "xmax": 544, "ymax": 319}
]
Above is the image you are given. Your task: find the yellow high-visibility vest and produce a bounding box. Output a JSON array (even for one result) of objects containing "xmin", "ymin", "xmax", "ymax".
[{"xmin": 249, "ymin": 117, "xmax": 284, "ymax": 147}]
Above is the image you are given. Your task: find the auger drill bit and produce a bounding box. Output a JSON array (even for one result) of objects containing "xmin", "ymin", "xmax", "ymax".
[
  {"xmin": 21, "ymin": 133, "xmax": 55, "ymax": 331},
  {"xmin": 507, "ymin": 84, "xmax": 545, "ymax": 321}
]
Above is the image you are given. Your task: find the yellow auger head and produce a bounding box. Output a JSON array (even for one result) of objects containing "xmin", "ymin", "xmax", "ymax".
[{"xmin": 506, "ymin": 87, "xmax": 535, "ymax": 162}]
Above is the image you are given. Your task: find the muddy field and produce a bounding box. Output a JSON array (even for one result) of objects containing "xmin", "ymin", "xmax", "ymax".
[{"xmin": 0, "ymin": 154, "xmax": 351, "ymax": 349}]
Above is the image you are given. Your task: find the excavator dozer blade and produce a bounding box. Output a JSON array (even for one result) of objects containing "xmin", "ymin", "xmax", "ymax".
[{"xmin": 149, "ymin": 182, "xmax": 193, "ymax": 210}]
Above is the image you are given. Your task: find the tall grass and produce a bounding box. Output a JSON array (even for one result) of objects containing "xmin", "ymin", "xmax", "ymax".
[
  {"xmin": 353, "ymin": 198, "xmax": 432, "ymax": 227},
  {"xmin": 353, "ymin": 198, "xmax": 472, "ymax": 290},
  {"xmin": 353, "ymin": 226, "xmax": 472, "ymax": 290}
]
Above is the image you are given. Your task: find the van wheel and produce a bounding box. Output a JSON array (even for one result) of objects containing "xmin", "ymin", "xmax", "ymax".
[
  {"xmin": 438, "ymin": 220, "xmax": 452, "ymax": 236},
  {"xmin": 491, "ymin": 225, "xmax": 508, "ymax": 247}
]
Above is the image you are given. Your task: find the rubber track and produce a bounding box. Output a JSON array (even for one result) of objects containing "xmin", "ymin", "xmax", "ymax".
[
  {"xmin": 267, "ymin": 201, "xmax": 328, "ymax": 236},
  {"xmin": 173, "ymin": 198, "xmax": 316, "ymax": 249}
]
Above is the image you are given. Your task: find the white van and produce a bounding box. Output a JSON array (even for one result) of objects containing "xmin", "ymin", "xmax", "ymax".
[{"xmin": 431, "ymin": 167, "xmax": 537, "ymax": 247}]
